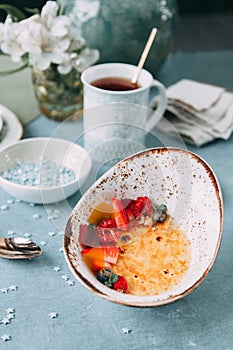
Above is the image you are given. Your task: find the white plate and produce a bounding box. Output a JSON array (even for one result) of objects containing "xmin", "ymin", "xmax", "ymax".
[{"xmin": 0, "ymin": 104, "xmax": 23, "ymax": 150}]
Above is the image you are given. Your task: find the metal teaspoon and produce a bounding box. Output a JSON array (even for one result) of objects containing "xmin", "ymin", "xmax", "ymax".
[{"xmin": 0, "ymin": 237, "xmax": 42, "ymax": 259}]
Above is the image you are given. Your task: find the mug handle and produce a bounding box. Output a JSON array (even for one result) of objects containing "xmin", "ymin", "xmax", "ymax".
[{"xmin": 146, "ymin": 80, "xmax": 167, "ymax": 131}]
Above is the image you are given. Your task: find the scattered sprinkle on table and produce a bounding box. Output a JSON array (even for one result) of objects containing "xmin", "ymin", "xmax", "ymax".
[
  {"xmin": 33, "ymin": 213, "xmax": 41, "ymax": 220},
  {"xmin": 1, "ymin": 318, "xmax": 10, "ymax": 325},
  {"xmin": 1, "ymin": 308, "xmax": 15, "ymax": 326},
  {"xmin": 6, "ymin": 308, "xmax": 15, "ymax": 314},
  {"xmin": 24, "ymin": 233, "xmax": 32, "ymax": 238},
  {"xmin": 122, "ymin": 328, "xmax": 132, "ymax": 334},
  {"xmin": 6, "ymin": 314, "xmax": 14, "ymax": 320},
  {"xmin": 9, "ymin": 285, "xmax": 17, "ymax": 291},
  {"xmin": 48, "ymin": 231, "xmax": 56, "ymax": 237},
  {"xmin": 1, "ymin": 205, "xmax": 8, "ymax": 211},
  {"xmin": 1, "ymin": 286, "xmax": 18, "ymax": 294},
  {"xmin": 1, "ymin": 334, "xmax": 11, "ymax": 342},
  {"xmin": 66, "ymin": 280, "xmax": 75, "ymax": 286},
  {"xmin": 187, "ymin": 341, "xmax": 197, "ymax": 347},
  {"xmin": 61, "ymin": 275, "xmax": 69, "ymax": 281},
  {"xmin": 53, "ymin": 266, "xmax": 61, "ymax": 272},
  {"xmin": 48, "ymin": 213, "xmax": 60, "ymax": 220}
]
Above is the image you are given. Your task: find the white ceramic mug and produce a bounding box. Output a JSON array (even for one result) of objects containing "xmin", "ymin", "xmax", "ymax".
[{"xmin": 81, "ymin": 63, "xmax": 167, "ymax": 161}]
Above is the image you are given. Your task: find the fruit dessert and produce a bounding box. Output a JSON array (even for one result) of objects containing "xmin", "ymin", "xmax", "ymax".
[{"xmin": 79, "ymin": 196, "xmax": 191, "ymax": 296}]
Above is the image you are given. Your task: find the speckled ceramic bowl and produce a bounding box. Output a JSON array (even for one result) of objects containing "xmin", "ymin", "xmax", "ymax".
[{"xmin": 64, "ymin": 148, "xmax": 223, "ymax": 307}]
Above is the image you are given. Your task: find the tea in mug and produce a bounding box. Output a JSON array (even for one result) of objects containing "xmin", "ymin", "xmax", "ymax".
[{"xmin": 91, "ymin": 77, "xmax": 141, "ymax": 91}]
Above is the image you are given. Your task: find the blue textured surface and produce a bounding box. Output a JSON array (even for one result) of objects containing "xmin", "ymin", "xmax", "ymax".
[{"xmin": 0, "ymin": 51, "xmax": 233, "ymax": 350}]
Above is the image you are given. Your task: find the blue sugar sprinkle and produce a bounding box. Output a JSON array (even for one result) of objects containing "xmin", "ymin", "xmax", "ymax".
[
  {"xmin": 1, "ymin": 158, "xmax": 75, "ymax": 187},
  {"xmin": 33, "ymin": 213, "xmax": 41, "ymax": 220},
  {"xmin": 1, "ymin": 205, "xmax": 9, "ymax": 211}
]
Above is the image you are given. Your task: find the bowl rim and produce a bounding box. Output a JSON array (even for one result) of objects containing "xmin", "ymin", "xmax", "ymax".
[
  {"xmin": 0, "ymin": 137, "xmax": 92, "ymax": 191},
  {"xmin": 64, "ymin": 147, "xmax": 223, "ymax": 307}
]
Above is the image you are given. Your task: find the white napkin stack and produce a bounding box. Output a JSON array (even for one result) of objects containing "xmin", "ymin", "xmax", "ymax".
[{"xmin": 155, "ymin": 79, "xmax": 233, "ymax": 146}]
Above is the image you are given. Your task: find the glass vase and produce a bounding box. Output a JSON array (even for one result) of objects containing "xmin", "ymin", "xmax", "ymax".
[
  {"xmin": 31, "ymin": 64, "xmax": 83, "ymax": 122},
  {"xmin": 67, "ymin": 0, "xmax": 178, "ymax": 75}
]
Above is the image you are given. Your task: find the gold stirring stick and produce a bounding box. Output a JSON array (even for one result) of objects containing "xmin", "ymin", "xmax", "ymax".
[{"xmin": 131, "ymin": 27, "xmax": 158, "ymax": 85}]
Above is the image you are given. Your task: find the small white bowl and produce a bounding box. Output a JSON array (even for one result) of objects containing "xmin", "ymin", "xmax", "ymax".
[
  {"xmin": 64, "ymin": 148, "xmax": 223, "ymax": 307},
  {"xmin": 0, "ymin": 137, "xmax": 92, "ymax": 204}
]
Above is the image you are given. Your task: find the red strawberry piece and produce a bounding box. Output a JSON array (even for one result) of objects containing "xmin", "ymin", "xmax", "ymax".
[
  {"xmin": 113, "ymin": 276, "xmax": 128, "ymax": 293},
  {"xmin": 98, "ymin": 219, "xmax": 117, "ymax": 228},
  {"xmin": 125, "ymin": 199, "xmax": 136, "ymax": 218},
  {"xmin": 131, "ymin": 196, "xmax": 153, "ymax": 218},
  {"xmin": 121, "ymin": 198, "xmax": 134, "ymax": 208},
  {"xmin": 125, "ymin": 199, "xmax": 136, "ymax": 208},
  {"xmin": 125, "ymin": 207, "xmax": 135, "ymax": 221},
  {"xmin": 79, "ymin": 224, "xmax": 100, "ymax": 248},
  {"xmin": 81, "ymin": 247, "xmax": 93, "ymax": 255},
  {"xmin": 112, "ymin": 198, "xmax": 130, "ymax": 231},
  {"xmin": 114, "ymin": 199, "xmax": 135, "ymax": 221},
  {"xmin": 97, "ymin": 228, "xmax": 117, "ymax": 247}
]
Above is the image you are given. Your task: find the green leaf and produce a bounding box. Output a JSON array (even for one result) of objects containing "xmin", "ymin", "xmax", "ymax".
[
  {"xmin": 104, "ymin": 280, "xmax": 112, "ymax": 287},
  {"xmin": 152, "ymin": 203, "xmax": 167, "ymax": 212},
  {"xmin": 0, "ymin": 62, "xmax": 28, "ymax": 77},
  {"xmin": 23, "ymin": 7, "xmax": 40, "ymax": 15},
  {"xmin": 0, "ymin": 4, "xmax": 26, "ymax": 21},
  {"xmin": 110, "ymin": 274, "xmax": 119, "ymax": 284},
  {"xmin": 104, "ymin": 273, "xmax": 118, "ymax": 287}
]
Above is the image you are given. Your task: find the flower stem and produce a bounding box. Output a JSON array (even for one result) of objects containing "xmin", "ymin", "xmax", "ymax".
[
  {"xmin": 58, "ymin": 0, "xmax": 66, "ymax": 16},
  {"xmin": 0, "ymin": 62, "xmax": 28, "ymax": 77}
]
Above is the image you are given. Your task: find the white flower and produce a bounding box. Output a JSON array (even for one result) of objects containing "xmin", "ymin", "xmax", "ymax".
[
  {"xmin": 0, "ymin": 23, "xmax": 4, "ymax": 43},
  {"xmin": 29, "ymin": 48, "xmax": 70, "ymax": 71},
  {"xmin": 57, "ymin": 57, "xmax": 73, "ymax": 74},
  {"xmin": 40, "ymin": 1, "xmax": 59, "ymax": 28},
  {"xmin": 18, "ymin": 20, "xmax": 44, "ymax": 54},
  {"xmin": 17, "ymin": 11, "xmax": 71, "ymax": 71},
  {"xmin": 73, "ymin": 47, "xmax": 100, "ymax": 72},
  {"xmin": 0, "ymin": 17, "xmax": 27, "ymax": 62},
  {"xmin": 50, "ymin": 16, "xmax": 71, "ymax": 37},
  {"xmin": 0, "ymin": 0, "xmax": 100, "ymax": 73},
  {"xmin": 40, "ymin": 1, "xmax": 70, "ymax": 37},
  {"xmin": 68, "ymin": 27, "xmax": 85, "ymax": 52}
]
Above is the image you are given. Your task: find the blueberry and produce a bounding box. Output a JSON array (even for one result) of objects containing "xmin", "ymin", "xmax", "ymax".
[{"xmin": 97, "ymin": 268, "xmax": 113, "ymax": 284}]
